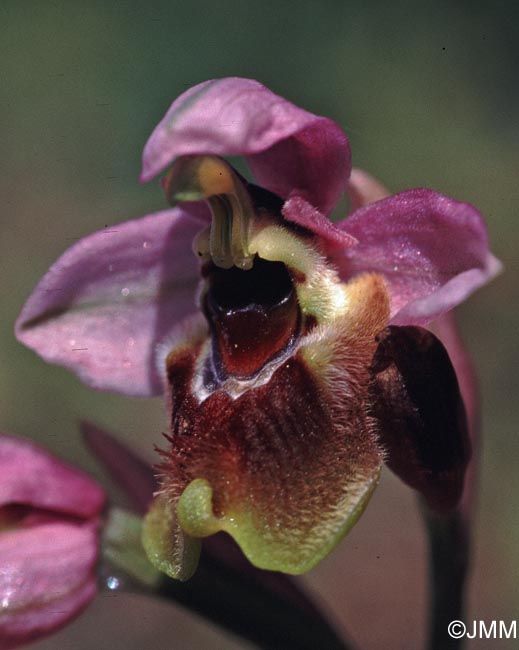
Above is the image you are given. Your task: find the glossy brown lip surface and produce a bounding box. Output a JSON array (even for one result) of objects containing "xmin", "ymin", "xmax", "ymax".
[{"xmin": 203, "ymin": 258, "xmax": 300, "ymax": 379}]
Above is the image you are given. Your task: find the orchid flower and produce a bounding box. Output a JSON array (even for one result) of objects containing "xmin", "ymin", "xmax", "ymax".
[
  {"xmin": 0, "ymin": 434, "xmax": 104, "ymax": 649},
  {"xmin": 16, "ymin": 77, "xmax": 501, "ymax": 582}
]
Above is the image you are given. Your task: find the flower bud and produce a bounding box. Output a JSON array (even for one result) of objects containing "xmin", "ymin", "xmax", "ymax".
[{"xmin": 0, "ymin": 434, "xmax": 105, "ymax": 649}]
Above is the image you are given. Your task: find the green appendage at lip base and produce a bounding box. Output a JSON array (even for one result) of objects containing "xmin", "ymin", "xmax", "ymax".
[
  {"xmin": 142, "ymin": 495, "xmax": 201, "ymax": 581},
  {"xmin": 141, "ymin": 466, "xmax": 380, "ymax": 580},
  {"xmin": 176, "ymin": 473, "xmax": 381, "ymax": 575}
]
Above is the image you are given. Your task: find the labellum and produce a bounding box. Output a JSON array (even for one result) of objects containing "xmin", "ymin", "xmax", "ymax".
[
  {"xmin": 143, "ymin": 155, "xmax": 392, "ymax": 579},
  {"xmin": 140, "ymin": 155, "xmax": 472, "ymax": 582}
]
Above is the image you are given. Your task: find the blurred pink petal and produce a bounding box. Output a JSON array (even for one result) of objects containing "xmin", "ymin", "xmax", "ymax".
[
  {"xmin": 0, "ymin": 434, "xmax": 104, "ymax": 517},
  {"xmin": 346, "ymin": 167, "xmax": 390, "ymax": 210},
  {"xmin": 0, "ymin": 523, "xmax": 98, "ymax": 650},
  {"xmin": 140, "ymin": 77, "xmax": 351, "ymax": 215},
  {"xmin": 337, "ymin": 189, "xmax": 502, "ymax": 324},
  {"xmin": 0, "ymin": 435, "xmax": 104, "ymax": 649},
  {"xmin": 15, "ymin": 206, "xmax": 207, "ymax": 397}
]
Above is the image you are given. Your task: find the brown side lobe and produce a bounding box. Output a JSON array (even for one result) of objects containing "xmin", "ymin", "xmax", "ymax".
[{"xmin": 370, "ymin": 325, "xmax": 471, "ymax": 512}]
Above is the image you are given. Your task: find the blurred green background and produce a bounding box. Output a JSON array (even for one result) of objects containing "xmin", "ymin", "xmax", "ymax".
[{"xmin": 1, "ymin": 1, "xmax": 517, "ymax": 649}]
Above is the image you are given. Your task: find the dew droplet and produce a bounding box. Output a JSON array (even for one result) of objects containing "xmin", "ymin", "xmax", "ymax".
[
  {"xmin": 143, "ymin": 241, "xmax": 150, "ymax": 249},
  {"xmin": 121, "ymin": 287, "xmax": 130, "ymax": 297},
  {"xmin": 106, "ymin": 576, "xmax": 120, "ymax": 591}
]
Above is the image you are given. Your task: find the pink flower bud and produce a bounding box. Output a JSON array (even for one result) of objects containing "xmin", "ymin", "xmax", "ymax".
[{"xmin": 0, "ymin": 434, "xmax": 105, "ymax": 649}]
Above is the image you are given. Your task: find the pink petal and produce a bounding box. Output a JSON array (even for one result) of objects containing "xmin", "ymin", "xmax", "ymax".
[
  {"xmin": 346, "ymin": 167, "xmax": 390, "ymax": 211},
  {"xmin": 248, "ymin": 120, "xmax": 350, "ymax": 216},
  {"xmin": 0, "ymin": 434, "xmax": 104, "ymax": 518},
  {"xmin": 16, "ymin": 206, "xmax": 207, "ymax": 397},
  {"xmin": 336, "ymin": 189, "xmax": 502, "ymax": 325},
  {"xmin": 141, "ymin": 77, "xmax": 351, "ymax": 215},
  {"xmin": 281, "ymin": 196, "xmax": 357, "ymax": 251},
  {"xmin": 0, "ymin": 522, "xmax": 98, "ymax": 650},
  {"xmin": 431, "ymin": 313, "xmax": 479, "ymax": 442},
  {"xmin": 431, "ymin": 313, "xmax": 480, "ymax": 521}
]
